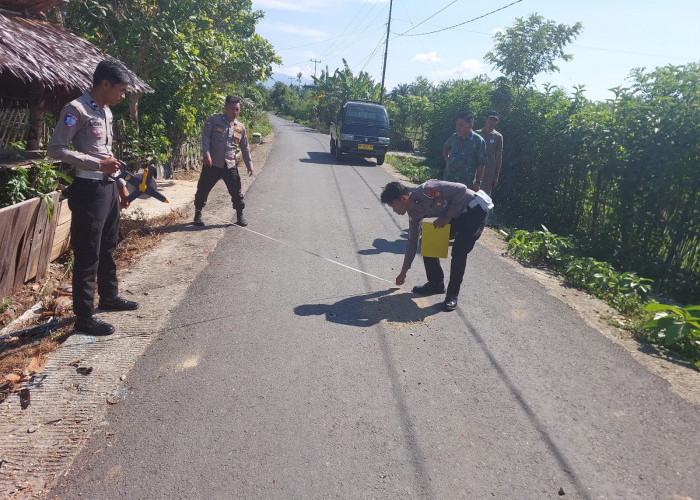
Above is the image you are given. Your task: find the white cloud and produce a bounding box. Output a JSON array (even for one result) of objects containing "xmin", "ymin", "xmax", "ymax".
[
  {"xmin": 412, "ymin": 52, "xmax": 440, "ymax": 63},
  {"xmin": 437, "ymin": 59, "xmax": 485, "ymax": 78}
]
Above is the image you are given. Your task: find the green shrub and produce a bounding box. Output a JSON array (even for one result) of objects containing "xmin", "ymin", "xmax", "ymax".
[
  {"xmin": 385, "ymin": 154, "xmax": 438, "ymax": 184},
  {"xmin": 0, "ymin": 160, "xmax": 72, "ymax": 216},
  {"xmin": 504, "ymin": 225, "xmax": 574, "ymax": 268},
  {"xmin": 503, "ymin": 226, "xmax": 652, "ymax": 315},
  {"xmin": 563, "ymin": 257, "xmax": 652, "ymax": 314},
  {"xmin": 638, "ymin": 303, "xmax": 700, "ymax": 370}
]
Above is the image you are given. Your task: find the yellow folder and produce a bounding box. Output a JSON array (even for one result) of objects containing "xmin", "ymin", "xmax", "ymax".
[{"xmin": 421, "ymin": 221, "xmax": 451, "ymax": 258}]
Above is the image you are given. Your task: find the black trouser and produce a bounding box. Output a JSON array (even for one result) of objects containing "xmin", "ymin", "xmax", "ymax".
[
  {"xmin": 423, "ymin": 206, "xmax": 487, "ymax": 297},
  {"xmin": 66, "ymin": 178, "xmax": 120, "ymax": 319},
  {"xmin": 193, "ymin": 165, "xmax": 244, "ymax": 211}
]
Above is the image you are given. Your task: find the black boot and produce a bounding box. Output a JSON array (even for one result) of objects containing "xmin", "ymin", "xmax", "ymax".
[
  {"xmin": 193, "ymin": 209, "xmax": 204, "ymax": 226},
  {"xmin": 236, "ymin": 209, "xmax": 248, "ymax": 227}
]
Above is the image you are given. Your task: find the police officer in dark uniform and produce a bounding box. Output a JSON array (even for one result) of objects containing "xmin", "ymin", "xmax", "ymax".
[
  {"xmin": 48, "ymin": 60, "xmax": 139, "ymax": 336},
  {"xmin": 380, "ymin": 180, "xmax": 491, "ymax": 312},
  {"xmin": 193, "ymin": 95, "xmax": 254, "ymax": 227}
]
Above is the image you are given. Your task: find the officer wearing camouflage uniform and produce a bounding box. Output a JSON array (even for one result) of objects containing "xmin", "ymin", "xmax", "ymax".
[
  {"xmin": 48, "ymin": 60, "xmax": 139, "ymax": 337},
  {"xmin": 442, "ymin": 112, "xmax": 487, "ymax": 191},
  {"xmin": 193, "ymin": 95, "xmax": 254, "ymax": 227}
]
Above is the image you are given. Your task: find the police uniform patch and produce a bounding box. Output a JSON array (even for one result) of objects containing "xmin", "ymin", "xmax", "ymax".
[
  {"xmin": 426, "ymin": 189, "xmax": 443, "ymax": 198},
  {"xmin": 64, "ymin": 113, "xmax": 78, "ymax": 127},
  {"xmin": 215, "ymin": 127, "xmax": 224, "ymax": 133},
  {"xmin": 89, "ymin": 100, "xmax": 99, "ymax": 110},
  {"xmin": 92, "ymin": 129, "xmax": 103, "ymax": 137}
]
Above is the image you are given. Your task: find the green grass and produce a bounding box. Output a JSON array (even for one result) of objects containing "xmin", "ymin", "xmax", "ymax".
[{"xmin": 385, "ymin": 154, "xmax": 438, "ymax": 184}]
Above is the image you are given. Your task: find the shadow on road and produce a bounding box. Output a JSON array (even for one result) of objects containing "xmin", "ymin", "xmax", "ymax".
[
  {"xmin": 299, "ymin": 151, "xmax": 335, "ymax": 165},
  {"xmin": 294, "ymin": 289, "xmax": 441, "ymax": 327},
  {"xmin": 358, "ymin": 232, "xmax": 408, "ymax": 255},
  {"xmin": 457, "ymin": 309, "xmax": 593, "ymax": 500}
]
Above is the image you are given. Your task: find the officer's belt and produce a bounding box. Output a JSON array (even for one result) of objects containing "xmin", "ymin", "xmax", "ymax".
[{"xmin": 75, "ymin": 169, "xmax": 113, "ymax": 181}]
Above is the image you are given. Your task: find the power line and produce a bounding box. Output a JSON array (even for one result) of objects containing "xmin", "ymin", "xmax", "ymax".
[
  {"xmin": 396, "ymin": 0, "xmax": 523, "ymax": 38},
  {"xmin": 395, "ymin": 0, "xmax": 461, "ymax": 36},
  {"xmin": 396, "ymin": 0, "xmax": 441, "ymax": 79}
]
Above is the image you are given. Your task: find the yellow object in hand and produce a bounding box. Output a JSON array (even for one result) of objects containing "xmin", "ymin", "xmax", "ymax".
[{"xmin": 421, "ymin": 222, "xmax": 451, "ymax": 258}]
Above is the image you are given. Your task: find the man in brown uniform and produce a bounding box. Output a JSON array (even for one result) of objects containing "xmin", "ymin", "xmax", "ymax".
[
  {"xmin": 475, "ymin": 111, "xmax": 503, "ymax": 195},
  {"xmin": 380, "ymin": 180, "xmax": 491, "ymax": 312},
  {"xmin": 48, "ymin": 60, "xmax": 139, "ymax": 337},
  {"xmin": 193, "ymin": 95, "xmax": 254, "ymax": 227}
]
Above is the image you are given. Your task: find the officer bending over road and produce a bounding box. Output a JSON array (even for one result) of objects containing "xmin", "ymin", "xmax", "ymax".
[
  {"xmin": 48, "ymin": 60, "xmax": 139, "ymax": 337},
  {"xmin": 193, "ymin": 95, "xmax": 254, "ymax": 227},
  {"xmin": 380, "ymin": 180, "xmax": 491, "ymax": 312}
]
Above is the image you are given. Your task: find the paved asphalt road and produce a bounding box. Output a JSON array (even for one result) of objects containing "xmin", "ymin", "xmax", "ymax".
[{"xmin": 50, "ymin": 116, "xmax": 698, "ymax": 499}]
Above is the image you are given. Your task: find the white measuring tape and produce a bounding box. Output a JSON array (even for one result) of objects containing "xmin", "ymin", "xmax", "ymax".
[{"xmin": 204, "ymin": 213, "xmax": 395, "ymax": 285}]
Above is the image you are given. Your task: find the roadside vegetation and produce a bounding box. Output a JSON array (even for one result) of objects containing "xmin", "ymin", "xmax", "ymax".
[{"xmin": 502, "ymin": 226, "xmax": 699, "ymax": 370}]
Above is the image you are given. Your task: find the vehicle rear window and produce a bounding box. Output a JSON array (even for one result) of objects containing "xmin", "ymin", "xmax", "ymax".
[{"xmin": 346, "ymin": 106, "xmax": 388, "ymax": 126}]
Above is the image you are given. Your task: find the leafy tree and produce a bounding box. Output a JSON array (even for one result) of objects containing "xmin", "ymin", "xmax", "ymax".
[
  {"xmin": 312, "ymin": 59, "xmax": 381, "ymax": 127},
  {"xmin": 485, "ymin": 13, "xmax": 582, "ymax": 89},
  {"xmin": 408, "ymin": 76, "xmax": 436, "ymax": 98},
  {"xmin": 386, "ymin": 91, "xmax": 432, "ymax": 151},
  {"xmin": 64, "ymin": 0, "xmax": 280, "ymax": 159},
  {"xmin": 390, "ymin": 83, "xmax": 410, "ymax": 99}
]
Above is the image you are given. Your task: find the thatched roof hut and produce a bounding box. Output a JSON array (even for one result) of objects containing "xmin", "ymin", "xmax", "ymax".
[
  {"xmin": 0, "ymin": 0, "xmax": 152, "ymax": 151},
  {"xmin": 0, "ymin": 10, "xmax": 153, "ymax": 111}
]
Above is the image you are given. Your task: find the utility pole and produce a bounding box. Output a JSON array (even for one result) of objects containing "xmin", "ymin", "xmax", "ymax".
[
  {"xmin": 379, "ymin": 0, "xmax": 393, "ymax": 104},
  {"xmin": 310, "ymin": 58, "xmax": 321, "ymax": 78}
]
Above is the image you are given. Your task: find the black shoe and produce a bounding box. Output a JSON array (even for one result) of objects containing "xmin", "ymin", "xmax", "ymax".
[
  {"xmin": 74, "ymin": 316, "xmax": 115, "ymax": 336},
  {"xmin": 236, "ymin": 212, "xmax": 248, "ymax": 227},
  {"xmin": 193, "ymin": 210, "xmax": 204, "ymax": 227},
  {"xmin": 442, "ymin": 295, "xmax": 458, "ymax": 311},
  {"xmin": 412, "ymin": 282, "xmax": 445, "ymax": 295},
  {"xmin": 98, "ymin": 296, "xmax": 139, "ymax": 312}
]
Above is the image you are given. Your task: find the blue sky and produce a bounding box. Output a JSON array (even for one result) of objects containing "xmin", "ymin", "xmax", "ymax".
[{"xmin": 251, "ymin": 0, "xmax": 699, "ymax": 102}]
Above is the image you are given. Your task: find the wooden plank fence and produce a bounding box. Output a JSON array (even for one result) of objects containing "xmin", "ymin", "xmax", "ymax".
[{"xmin": 0, "ymin": 192, "xmax": 67, "ymax": 297}]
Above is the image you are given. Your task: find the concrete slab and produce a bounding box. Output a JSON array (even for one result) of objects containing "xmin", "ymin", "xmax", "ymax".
[{"xmin": 123, "ymin": 178, "xmax": 198, "ymax": 219}]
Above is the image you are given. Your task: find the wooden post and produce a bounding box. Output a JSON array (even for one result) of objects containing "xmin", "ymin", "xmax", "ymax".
[{"xmin": 26, "ymin": 81, "xmax": 45, "ymax": 151}]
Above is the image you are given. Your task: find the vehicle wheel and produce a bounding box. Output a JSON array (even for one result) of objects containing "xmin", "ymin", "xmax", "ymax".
[
  {"xmin": 335, "ymin": 142, "xmax": 343, "ymax": 162},
  {"xmin": 330, "ymin": 138, "xmax": 336, "ymax": 155},
  {"xmin": 376, "ymin": 155, "xmax": 385, "ymax": 166}
]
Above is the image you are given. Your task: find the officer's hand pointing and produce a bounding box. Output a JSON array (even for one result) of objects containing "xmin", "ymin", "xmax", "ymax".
[
  {"xmin": 396, "ymin": 270, "xmax": 407, "ymax": 286},
  {"xmin": 99, "ymin": 157, "xmax": 121, "ymax": 175}
]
